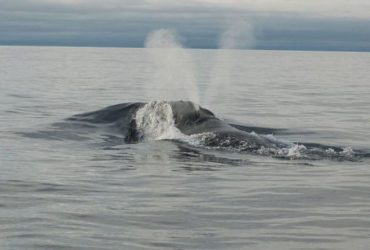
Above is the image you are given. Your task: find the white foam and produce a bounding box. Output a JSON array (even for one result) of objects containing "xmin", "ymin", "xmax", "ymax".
[
  {"xmin": 341, "ymin": 147, "xmax": 354, "ymax": 156},
  {"xmin": 326, "ymin": 148, "xmax": 336, "ymax": 154},
  {"xmin": 256, "ymin": 143, "xmax": 308, "ymax": 159},
  {"xmin": 135, "ymin": 101, "xmax": 186, "ymax": 141},
  {"xmin": 134, "ymin": 101, "xmax": 215, "ymax": 147},
  {"xmin": 134, "ymin": 102, "xmax": 358, "ymax": 161},
  {"xmin": 286, "ymin": 144, "xmax": 307, "ymax": 157}
]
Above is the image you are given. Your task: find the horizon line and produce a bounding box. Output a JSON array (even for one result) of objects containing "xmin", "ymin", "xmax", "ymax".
[{"xmin": 1, "ymin": 44, "xmax": 369, "ymax": 54}]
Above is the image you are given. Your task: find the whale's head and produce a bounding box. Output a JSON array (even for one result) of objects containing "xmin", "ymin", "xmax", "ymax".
[{"xmin": 169, "ymin": 101, "xmax": 215, "ymax": 126}]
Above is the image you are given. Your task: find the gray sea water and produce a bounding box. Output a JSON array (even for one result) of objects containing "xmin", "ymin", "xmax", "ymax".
[{"xmin": 1, "ymin": 46, "xmax": 370, "ymax": 249}]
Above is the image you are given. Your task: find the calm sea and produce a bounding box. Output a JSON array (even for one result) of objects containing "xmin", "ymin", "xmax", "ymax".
[{"xmin": 1, "ymin": 46, "xmax": 370, "ymax": 249}]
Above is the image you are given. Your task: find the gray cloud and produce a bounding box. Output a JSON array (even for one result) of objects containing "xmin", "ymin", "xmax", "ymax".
[{"xmin": 0, "ymin": 0, "xmax": 369, "ymax": 51}]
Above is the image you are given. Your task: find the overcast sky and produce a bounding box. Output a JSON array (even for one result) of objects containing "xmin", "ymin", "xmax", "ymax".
[{"xmin": 1, "ymin": 0, "xmax": 370, "ymax": 51}]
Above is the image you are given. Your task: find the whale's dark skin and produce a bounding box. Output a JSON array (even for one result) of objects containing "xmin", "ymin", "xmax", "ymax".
[
  {"xmin": 168, "ymin": 101, "xmax": 288, "ymax": 149},
  {"xmin": 69, "ymin": 100, "xmax": 284, "ymax": 149},
  {"xmin": 67, "ymin": 100, "xmax": 368, "ymax": 160}
]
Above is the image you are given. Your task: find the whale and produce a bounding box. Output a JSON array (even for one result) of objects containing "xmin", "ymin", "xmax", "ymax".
[
  {"xmin": 69, "ymin": 101, "xmax": 287, "ymax": 149},
  {"xmin": 67, "ymin": 100, "xmax": 367, "ymax": 160},
  {"xmin": 167, "ymin": 101, "xmax": 289, "ymax": 149}
]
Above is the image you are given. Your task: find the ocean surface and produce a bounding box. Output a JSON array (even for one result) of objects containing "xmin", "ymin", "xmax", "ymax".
[{"xmin": 1, "ymin": 46, "xmax": 370, "ymax": 249}]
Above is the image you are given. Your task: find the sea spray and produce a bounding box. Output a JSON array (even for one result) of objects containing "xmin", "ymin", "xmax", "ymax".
[
  {"xmin": 135, "ymin": 101, "xmax": 185, "ymax": 141},
  {"xmin": 219, "ymin": 19, "xmax": 255, "ymax": 50},
  {"xmin": 145, "ymin": 29, "xmax": 200, "ymax": 106},
  {"xmin": 203, "ymin": 19, "xmax": 255, "ymax": 108}
]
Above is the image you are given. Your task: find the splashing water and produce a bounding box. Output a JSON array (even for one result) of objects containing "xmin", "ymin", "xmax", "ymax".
[
  {"xmin": 203, "ymin": 19, "xmax": 255, "ymax": 108},
  {"xmin": 132, "ymin": 101, "xmax": 357, "ymax": 161},
  {"xmin": 134, "ymin": 101, "xmax": 216, "ymax": 148},
  {"xmin": 135, "ymin": 101, "xmax": 185, "ymax": 141},
  {"xmin": 67, "ymin": 99, "xmax": 363, "ymax": 161},
  {"xmin": 218, "ymin": 19, "xmax": 255, "ymax": 50},
  {"xmin": 145, "ymin": 29, "xmax": 200, "ymax": 105},
  {"xmin": 143, "ymin": 22, "xmax": 255, "ymax": 109}
]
